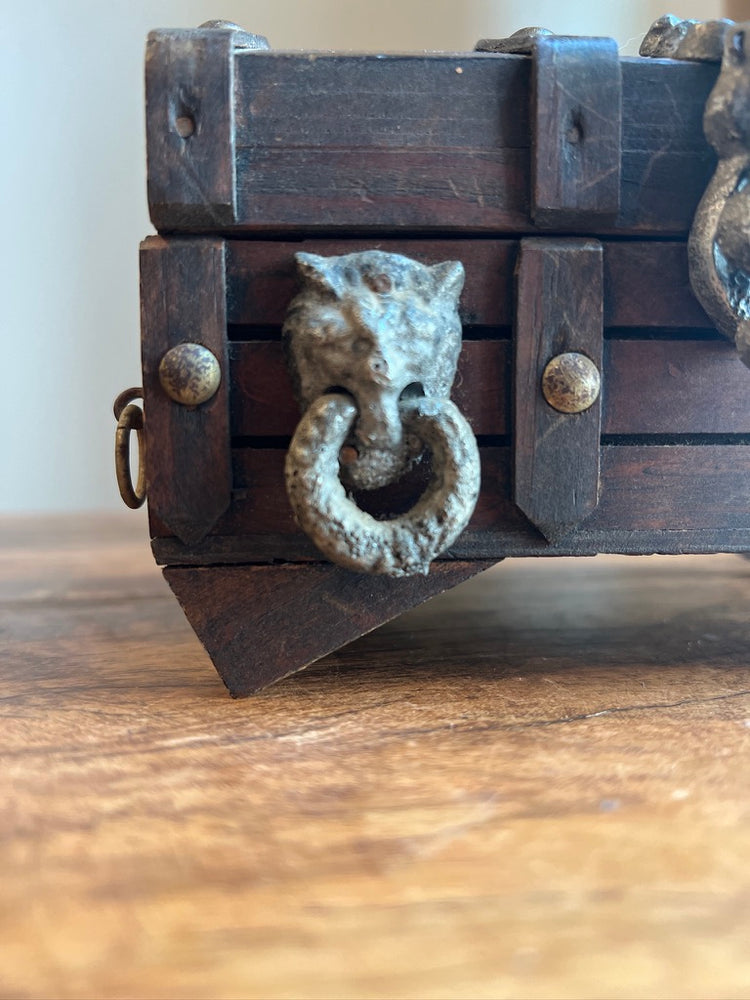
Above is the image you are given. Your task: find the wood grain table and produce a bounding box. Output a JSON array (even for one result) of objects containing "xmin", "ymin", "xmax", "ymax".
[{"xmin": 2, "ymin": 514, "xmax": 750, "ymax": 999}]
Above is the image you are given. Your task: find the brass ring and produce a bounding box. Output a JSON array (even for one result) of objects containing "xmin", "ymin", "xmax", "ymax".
[{"xmin": 114, "ymin": 389, "xmax": 146, "ymax": 509}]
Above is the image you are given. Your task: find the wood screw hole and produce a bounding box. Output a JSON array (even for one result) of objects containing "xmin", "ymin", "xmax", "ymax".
[
  {"xmin": 566, "ymin": 110, "xmax": 584, "ymax": 146},
  {"xmin": 175, "ymin": 114, "xmax": 195, "ymax": 139}
]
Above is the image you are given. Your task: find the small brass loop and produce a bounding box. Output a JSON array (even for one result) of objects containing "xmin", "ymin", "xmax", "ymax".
[
  {"xmin": 114, "ymin": 390, "xmax": 146, "ymax": 509},
  {"xmin": 113, "ymin": 387, "xmax": 143, "ymax": 421}
]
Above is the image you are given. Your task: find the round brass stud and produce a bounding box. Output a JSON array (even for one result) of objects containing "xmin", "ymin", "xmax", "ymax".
[
  {"xmin": 159, "ymin": 343, "xmax": 221, "ymax": 406},
  {"xmin": 541, "ymin": 352, "xmax": 600, "ymax": 414}
]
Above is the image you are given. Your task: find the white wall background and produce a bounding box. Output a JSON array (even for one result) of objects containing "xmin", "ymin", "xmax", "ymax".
[{"xmin": 1, "ymin": 0, "xmax": 721, "ymax": 512}]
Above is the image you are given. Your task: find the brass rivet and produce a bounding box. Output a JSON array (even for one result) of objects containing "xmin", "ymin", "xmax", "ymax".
[
  {"xmin": 159, "ymin": 343, "xmax": 221, "ymax": 406},
  {"xmin": 541, "ymin": 352, "xmax": 600, "ymax": 414}
]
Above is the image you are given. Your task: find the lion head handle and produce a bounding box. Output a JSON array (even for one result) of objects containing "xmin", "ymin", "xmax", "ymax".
[
  {"xmin": 283, "ymin": 249, "xmax": 465, "ymax": 491},
  {"xmin": 281, "ymin": 249, "xmax": 480, "ymax": 577}
]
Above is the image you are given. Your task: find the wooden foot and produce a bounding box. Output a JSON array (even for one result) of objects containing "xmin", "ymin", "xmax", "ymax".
[{"xmin": 163, "ymin": 561, "xmax": 496, "ymax": 695}]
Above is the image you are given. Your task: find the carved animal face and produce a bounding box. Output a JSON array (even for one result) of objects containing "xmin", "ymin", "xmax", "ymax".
[{"xmin": 283, "ymin": 250, "xmax": 465, "ymax": 490}]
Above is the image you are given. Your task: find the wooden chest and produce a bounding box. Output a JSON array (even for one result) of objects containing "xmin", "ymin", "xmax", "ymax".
[{"xmin": 117, "ymin": 20, "xmax": 750, "ymax": 694}]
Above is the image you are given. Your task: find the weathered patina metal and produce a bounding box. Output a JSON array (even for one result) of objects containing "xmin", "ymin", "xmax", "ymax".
[
  {"xmin": 285, "ymin": 394, "xmax": 480, "ymax": 577},
  {"xmin": 474, "ymin": 27, "xmax": 553, "ymax": 54},
  {"xmin": 283, "ymin": 250, "xmax": 467, "ymax": 492},
  {"xmin": 198, "ymin": 19, "xmax": 270, "ymax": 49},
  {"xmin": 641, "ymin": 16, "xmax": 750, "ymax": 368},
  {"xmin": 687, "ymin": 21, "xmax": 750, "ymax": 368},
  {"xmin": 639, "ymin": 14, "xmax": 733, "ymax": 61},
  {"xmin": 158, "ymin": 343, "xmax": 222, "ymax": 407},
  {"xmin": 541, "ymin": 352, "xmax": 601, "ymax": 414},
  {"xmin": 283, "ymin": 249, "xmax": 480, "ymax": 576}
]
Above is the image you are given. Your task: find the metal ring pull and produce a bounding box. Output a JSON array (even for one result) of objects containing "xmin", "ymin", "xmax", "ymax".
[
  {"xmin": 113, "ymin": 388, "xmax": 146, "ymax": 509},
  {"xmin": 285, "ymin": 394, "xmax": 481, "ymax": 577},
  {"xmin": 282, "ymin": 249, "xmax": 480, "ymax": 576}
]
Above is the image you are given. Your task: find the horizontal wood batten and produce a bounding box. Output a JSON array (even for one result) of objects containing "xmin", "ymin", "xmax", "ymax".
[
  {"xmin": 226, "ymin": 240, "xmax": 710, "ymax": 329},
  {"xmin": 152, "ymin": 528, "xmax": 750, "ymax": 565},
  {"xmin": 229, "ymin": 338, "xmax": 750, "ymax": 438},
  {"xmin": 150, "ymin": 446, "xmax": 750, "ymax": 563},
  {"xmin": 216, "ymin": 53, "xmax": 718, "ymax": 235},
  {"xmin": 229, "ymin": 340, "xmax": 511, "ymax": 437},
  {"xmin": 603, "ymin": 340, "xmax": 750, "ymax": 434},
  {"xmin": 226, "ymin": 240, "xmax": 516, "ymax": 327}
]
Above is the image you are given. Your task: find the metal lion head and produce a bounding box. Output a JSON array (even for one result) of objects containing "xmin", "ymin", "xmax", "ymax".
[{"xmin": 282, "ymin": 249, "xmax": 465, "ymax": 490}]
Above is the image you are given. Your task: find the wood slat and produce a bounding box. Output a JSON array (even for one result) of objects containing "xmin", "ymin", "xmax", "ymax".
[
  {"xmin": 151, "ymin": 446, "xmax": 750, "ymax": 563},
  {"xmin": 603, "ymin": 340, "xmax": 750, "ymax": 434},
  {"xmin": 591, "ymin": 445, "xmax": 750, "ymax": 532},
  {"xmin": 213, "ymin": 52, "xmax": 718, "ymax": 235},
  {"xmin": 228, "ymin": 338, "xmax": 750, "ymax": 438},
  {"xmin": 229, "ymin": 340, "xmax": 510, "ymax": 438},
  {"xmin": 235, "ymin": 54, "xmax": 530, "ymax": 150},
  {"xmin": 226, "ymin": 239, "xmax": 710, "ymax": 329},
  {"xmin": 602, "ymin": 242, "xmax": 709, "ymax": 328},
  {"xmin": 226, "ymin": 239, "xmax": 516, "ymax": 327}
]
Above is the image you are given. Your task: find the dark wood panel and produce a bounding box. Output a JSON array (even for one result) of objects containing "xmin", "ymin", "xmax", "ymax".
[
  {"xmin": 602, "ymin": 242, "xmax": 710, "ymax": 328},
  {"xmin": 235, "ymin": 54, "xmax": 530, "ymax": 150},
  {"xmin": 164, "ymin": 560, "xmax": 495, "ymax": 696},
  {"xmin": 151, "ymin": 446, "xmax": 750, "ymax": 563},
  {"xmin": 226, "ymin": 239, "xmax": 710, "ymax": 329},
  {"xmin": 230, "ymin": 341, "xmax": 299, "ymax": 437},
  {"xmin": 220, "ymin": 52, "xmax": 717, "ymax": 235},
  {"xmin": 140, "ymin": 237, "xmax": 232, "ymax": 545},
  {"xmin": 603, "ymin": 340, "xmax": 750, "ymax": 434},
  {"xmin": 589, "ymin": 445, "xmax": 750, "ymax": 532},
  {"xmin": 235, "ymin": 146, "xmax": 530, "ymax": 232},
  {"xmin": 228, "ymin": 338, "xmax": 748, "ymax": 438},
  {"xmin": 151, "ymin": 448, "xmax": 521, "ymax": 540},
  {"xmin": 229, "ymin": 340, "xmax": 510, "ymax": 438},
  {"xmin": 146, "ymin": 29, "xmax": 236, "ymax": 229},
  {"xmin": 153, "ymin": 525, "xmax": 750, "ymax": 565},
  {"xmin": 226, "ymin": 239, "xmax": 516, "ymax": 327}
]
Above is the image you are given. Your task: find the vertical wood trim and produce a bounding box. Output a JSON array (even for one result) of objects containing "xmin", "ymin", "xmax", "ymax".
[
  {"xmin": 514, "ymin": 239, "xmax": 604, "ymax": 541},
  {"xmin": 532, "ymin": 36, "xmax": 621, "ymax": 228},
  {"xmin": 146, "ymin": 29, "xmax": 236, "ymax": 229},
  {"xmin": 141, "ymin": 237, "xmax": 231, "ymax": 545}
]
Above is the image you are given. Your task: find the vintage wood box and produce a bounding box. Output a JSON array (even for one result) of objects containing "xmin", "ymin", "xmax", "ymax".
[{"xmin": 115, "ymin": 19, "xmax": 750, "ymax": 695}]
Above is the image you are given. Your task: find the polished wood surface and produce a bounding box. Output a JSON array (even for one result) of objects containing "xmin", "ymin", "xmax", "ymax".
[{"xmin": 2, "ymin": 514, "xmax": 750, "ymax": 998}]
